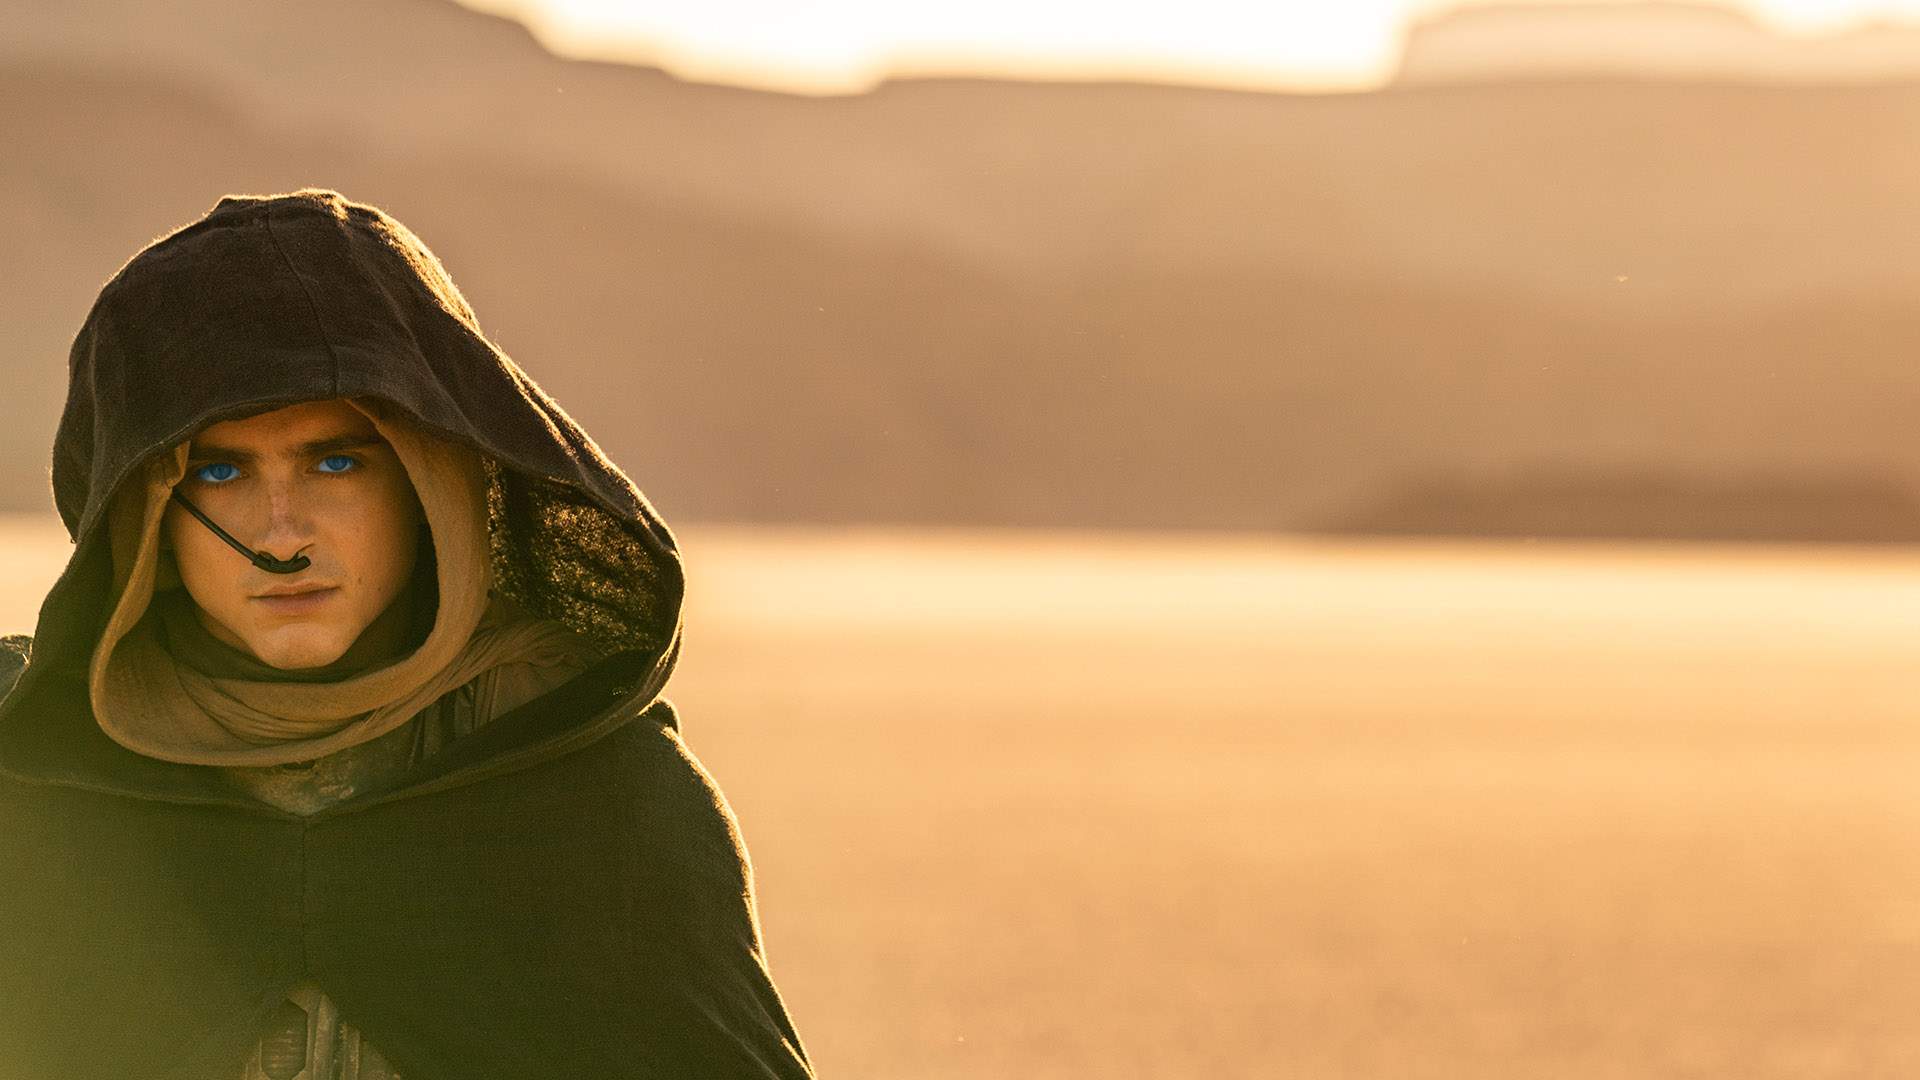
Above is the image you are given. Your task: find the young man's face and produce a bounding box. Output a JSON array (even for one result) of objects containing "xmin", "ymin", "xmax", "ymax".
[{"xmin": 161, "ymin": 398, "xmax": 425, "ymax": 670}]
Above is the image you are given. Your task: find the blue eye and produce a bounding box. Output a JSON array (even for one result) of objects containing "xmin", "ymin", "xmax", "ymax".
[
  {"xmin": 193, "ymin": 462, "xmax": 239, "ymax": 484},
  {"xmin": 317, "ymin": 455, "xmax": 359, "ymax": 474}
]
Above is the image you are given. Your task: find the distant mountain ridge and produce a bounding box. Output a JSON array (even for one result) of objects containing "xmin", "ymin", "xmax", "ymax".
[
  {"xmin": 1400, "ymin": 1, "xmax": 1920, "ymax": 85},
  {"xmin": 7, "ymin": 1, "xmax": 1920, "ymax": 541}
]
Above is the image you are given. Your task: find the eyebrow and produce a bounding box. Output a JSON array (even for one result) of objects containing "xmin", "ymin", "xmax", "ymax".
[{"xmin": 186, "ymin": 433, "xmax": 388, "ymax": 466}]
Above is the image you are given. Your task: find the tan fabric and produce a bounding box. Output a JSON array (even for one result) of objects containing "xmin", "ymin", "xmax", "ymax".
[
  {"xmin": 88, "ymin": 397, "xmax": 599, "ymax": 767},
  {"xmin": 215, "ymin": 643, "xmax": 596, "ymax": 816}
]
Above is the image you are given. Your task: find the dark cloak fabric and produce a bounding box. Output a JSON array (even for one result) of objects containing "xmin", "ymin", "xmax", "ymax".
[{"xmin": 0, "ymin": 190, "xmax": 816, "ymax": 1079}]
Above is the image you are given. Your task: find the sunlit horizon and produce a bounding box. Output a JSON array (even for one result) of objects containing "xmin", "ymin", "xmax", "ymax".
[{"xmin": 454, "ymin": 0, "xmax": 1920, "ymax": 94}]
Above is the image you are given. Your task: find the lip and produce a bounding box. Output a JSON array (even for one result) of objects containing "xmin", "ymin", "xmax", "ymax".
[
  {"xmin": 253, "ymin": 584, "xmax": 336, "ymax": 599},
  {"xmin": 252, "ymin": 586, "xmax": 339, "ymax": 614}
]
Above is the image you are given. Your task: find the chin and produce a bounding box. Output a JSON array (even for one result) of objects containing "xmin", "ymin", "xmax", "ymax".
[{"xmin": 246, "ymin": 627, "xmax": 354, "ymax": 671}]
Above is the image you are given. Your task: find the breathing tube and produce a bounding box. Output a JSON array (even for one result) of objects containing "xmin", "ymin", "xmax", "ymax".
[{"xmin": 168, "ymin": 491, "xmax": 311, "ymax": 574}]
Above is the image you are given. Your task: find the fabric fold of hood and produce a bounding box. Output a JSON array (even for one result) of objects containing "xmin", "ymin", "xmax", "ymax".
[{"xmin": 0, "ymin": 187, "xmax": 687, "ymax": 805}]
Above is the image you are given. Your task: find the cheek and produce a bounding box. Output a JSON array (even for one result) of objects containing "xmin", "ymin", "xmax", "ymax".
[
  {"xmin": 162, "ymin": 499, "xmax": 219, "ymax": 564},
  {"xmin": 345, "ymin": 478, "xmax": 424, "ymax": 585},
  {"xmin": 162, "ymin": 509, "xmax": 238, "ymax": 602},
  {"xmin": 161, "ymin": 505, "xmax": 203, "ymax": 555}
]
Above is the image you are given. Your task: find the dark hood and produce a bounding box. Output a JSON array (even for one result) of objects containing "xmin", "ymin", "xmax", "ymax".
[{"xmin": 0, "ymin": 188, "xmax": 685, "ymax": 808}]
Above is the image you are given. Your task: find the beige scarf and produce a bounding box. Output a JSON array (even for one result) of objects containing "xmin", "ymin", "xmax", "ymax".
[{"xmin": 88, "ymin": 397, "xmax": 598, "ymax": 767}]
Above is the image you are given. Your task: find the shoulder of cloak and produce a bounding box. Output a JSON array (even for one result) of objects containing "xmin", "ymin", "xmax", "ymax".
[{"xmin": 0, "ymin": 635, "xmax": 28, "ymax": 702}]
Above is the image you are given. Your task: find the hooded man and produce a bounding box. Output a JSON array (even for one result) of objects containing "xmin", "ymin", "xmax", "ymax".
[{"xmin": 0, "ymin": 189, "xmax": 817, "ymax": 1079}]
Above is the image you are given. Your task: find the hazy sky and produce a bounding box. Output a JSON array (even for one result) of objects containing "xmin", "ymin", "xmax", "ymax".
[{"xmin": 455, "ymin": 0, "xmax": 1920, "ymax": 93}]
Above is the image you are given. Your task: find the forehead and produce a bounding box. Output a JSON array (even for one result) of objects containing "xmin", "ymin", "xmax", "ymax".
[{"xmin": 190, "ymin": 398, "xmax": 377, "ymax": 446}]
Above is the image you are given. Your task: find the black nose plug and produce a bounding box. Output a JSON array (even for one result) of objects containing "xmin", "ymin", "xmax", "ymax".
[{"xmin": 168, "ymin": 491, "xmax": 312, "ymax": 574}]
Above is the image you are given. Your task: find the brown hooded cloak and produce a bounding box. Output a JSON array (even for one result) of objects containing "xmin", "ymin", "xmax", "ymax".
[{"xmin": 0, "ymin": 189, "xmax": 816, "ymax": 1079}]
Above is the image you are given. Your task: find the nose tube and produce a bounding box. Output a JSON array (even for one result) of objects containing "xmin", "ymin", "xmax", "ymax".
[{"xmin": 168, "ymin": 490, "xmax": 312, "ymax": 574}]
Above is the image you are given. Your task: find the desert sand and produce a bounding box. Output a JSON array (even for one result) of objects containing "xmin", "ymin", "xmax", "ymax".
[{"xmin": 7, "ymin": 516, "xmax": 1917, "ymax": 1076}]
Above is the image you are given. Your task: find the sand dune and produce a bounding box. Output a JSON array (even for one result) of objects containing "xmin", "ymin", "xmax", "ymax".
[{"xmin": 8, "ymin": 3, "xmax": 1920, "ymax": 539}]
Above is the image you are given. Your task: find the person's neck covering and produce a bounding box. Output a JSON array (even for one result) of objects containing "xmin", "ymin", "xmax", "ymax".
[{"xmin": 86, "ymin": 397, "xmax": 600, "ymax": 768}]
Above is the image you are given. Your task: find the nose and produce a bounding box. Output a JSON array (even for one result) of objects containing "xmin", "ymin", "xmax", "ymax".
[{"xmin": 251, "ymin": 476, "xmax": 317, "ymax": 565}]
